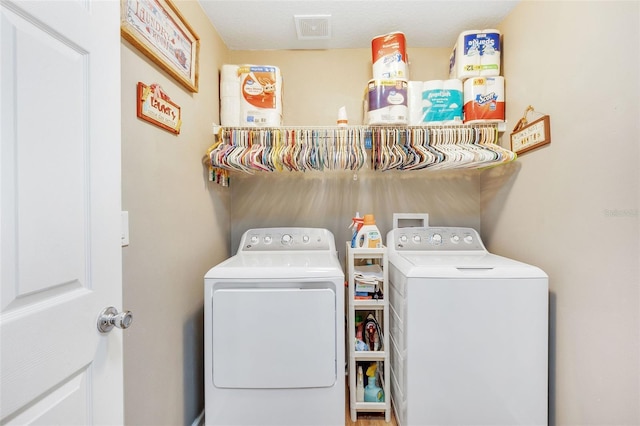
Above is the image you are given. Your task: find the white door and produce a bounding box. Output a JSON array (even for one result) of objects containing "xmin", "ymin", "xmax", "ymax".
[{"xmin": 0, "ymin": 0, "xmax": 123, "ymax": 424}]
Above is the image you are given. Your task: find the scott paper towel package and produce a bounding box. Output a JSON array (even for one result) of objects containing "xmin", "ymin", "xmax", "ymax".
[
  {"xmin": 220, "ymin": 64, "xmax": 283, "ymax": 127},
  {"xmin": 422, "ymin": 79, "xmax": 463, "ymax": 124},
  {"xmin": 449, "ymin": 30, "xmax": 501, "ymax": 80},
  {"xmin": 371, "ymin": 32, "xmax": 408, "ymax": 79},
  {"xmin": 463, "ymin": 76, "xmax": 505, "ymax": 123},
  {"xmin": 365, "ymin": 79, "xmax": 408, "ymax": 125}
]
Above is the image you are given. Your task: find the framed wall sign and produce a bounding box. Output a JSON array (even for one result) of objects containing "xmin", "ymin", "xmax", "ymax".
[
  {"xmin": 137, "ymin": 82, "xmax": 182, "ymax": 134},
  {"xmin": 121, "ymin": 0, "xmax": 200, "ymax": 93},
  {"xmin": 510, "ymin": 107, "xmax": 551, "ymax": 155}
]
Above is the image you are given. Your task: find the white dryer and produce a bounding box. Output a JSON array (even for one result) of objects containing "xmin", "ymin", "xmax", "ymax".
[
  {"xmin": 386, "ymin": 227, "xmax": 548, "ymax": 426},
  {"xmin": 204, "ymin": 227, "xmax": 344, "ymax": 426}
]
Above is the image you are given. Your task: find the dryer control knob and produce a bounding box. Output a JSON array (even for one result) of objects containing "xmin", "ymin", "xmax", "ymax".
[
  {"xmin": 281, "ymin": 234, "xmax": 292, "ymax": 244},
  {"xmin": 451, "ymin": 235, "xmax": 460, "ymax": 244},
  {"xmin": 399, "ymin": 235, "xmax": 408, "ymax": 244},
  {"xmin": 302, "ymin": 235, "xmax": 310, "ymax": 243},
  {"xmin": 464, "ymin": 235, "xmax": 473, "ymax": 244},
  {"xmin": 431, "ymin": 233, "xmax": 442, "ymax": 245},
  {"xmin": 412, "ymin": 235, "xmax": 422, "ymax": 243},
  {"xmin": 250, "ymin": 235, "xmax": 259, "ymax": 245},
  {"xmin": 263, "ymin": 235, "xmax": 272, "ymax": 244}
]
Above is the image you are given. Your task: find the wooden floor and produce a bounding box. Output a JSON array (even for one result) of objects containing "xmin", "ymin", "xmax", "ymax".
[{"xmin": 344, "ymin": 379, "xmax": 398, "ymax": 426}]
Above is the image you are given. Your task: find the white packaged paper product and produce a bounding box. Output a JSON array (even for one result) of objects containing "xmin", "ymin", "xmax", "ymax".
[
  {"xmin": 450, "ymin": 30, "xmax": 481, "ymax": 81},
  {"xmin": 371, "ymin": 32, "xmax": 409, "ymax": 79},
  {"xmin": 421, "ymin": 79, "xmax": 463, "ymax": 124},
  {"xmin": 239, "ymin": 65, "xmax": 283, "ymax": 127},
  {"xmin": 449, "ymin": 30, "xmax": 501, "ymax": 80},
  {"xmin": 365, "ymin": 79, "xmax": 408, "ymax": 125},
  {"xmin": 407, "ymin": 81, "xmax": 425, "ymax": 125},
  {"xmin": 220, "ymin": 97, "xmax": 241, "ymax": 127},
  {"xmin": 219, "ymin": 64, "xmax": 241, "ymax": 126},
  {"xmin": 219, "ymin": 64, "xmax": 283, "ymax": 127},
  {"xmin": 463, "ymin": 76, "xmax": 505, "ymax": 123},
  {"xmin": 478, "ymin": 29, "xmax": 501, "ymax": 76}
]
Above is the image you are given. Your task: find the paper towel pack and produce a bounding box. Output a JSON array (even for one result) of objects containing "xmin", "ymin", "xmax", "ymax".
[
  {"xmin": 463, "ymin": 76, "xmax": 505, "ymax": 123},
  {"xmin": 449, "ymin": 30, "xmax": 501, "ymax": 80},
  {"xmin": 371, "ymin": 32, "xmax": 409, "ymax": 79}
]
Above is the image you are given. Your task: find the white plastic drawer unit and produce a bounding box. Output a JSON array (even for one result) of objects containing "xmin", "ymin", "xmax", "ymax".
[{"xmin": 211, "ymin": 283, "xmax": 337, "ymax": 389}]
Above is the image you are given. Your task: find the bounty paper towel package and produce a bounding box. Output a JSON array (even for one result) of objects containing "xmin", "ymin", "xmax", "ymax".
[
  {"xmin": 371, "ymin": 32, "xmax": 408, "ymax": 79},
  {"xmin": 220, "ymin": 64, "xmax": 283, "ymax": 127},
  {"xmin": 463, "ymin": 76, "xmax": 505, "ymax": 123},
  {"xmin": 422, "ymin": 79, "xmax": 463, "ymax": 124},
  {"xmin": 365, "ymin": 79, "xmax": 408, "ymax": 125},
  {"xmin": 449, "ymin": 30, "xmax": 501, "ymax": 80}
]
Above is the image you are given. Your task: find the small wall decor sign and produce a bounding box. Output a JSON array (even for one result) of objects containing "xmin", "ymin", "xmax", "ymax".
[
  {"xmin": 137, "ymin": 82, "xmax": 182, "ymax": 134},
  {"xmin": 510, "ymin": 105, "xmax": 551, "ymax": 155},
  {"xmin": 121, "ymin": 0, "xmax": 200, "ymax": 92}
]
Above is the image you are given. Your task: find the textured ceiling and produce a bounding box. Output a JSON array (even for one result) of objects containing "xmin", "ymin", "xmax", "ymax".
[{"xmin": 198, "ymin": 0, "xmax": 519, "ymax": 51}]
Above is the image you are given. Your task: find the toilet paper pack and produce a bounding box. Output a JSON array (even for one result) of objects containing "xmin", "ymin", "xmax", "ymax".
[
  {"xmin": 365, "ymin": 79, "xmax": 408, "ymax": 125},
  {"xmin": 422, "ymin": 79, "xmax": 463, "ymax": 124},
  {"xmin": 239, "ymin": 65, "xmax": 282, "ymax": 126},
  {"xmin": 219, "ymin": 64, "xmax": 283, "ymax": 127}
]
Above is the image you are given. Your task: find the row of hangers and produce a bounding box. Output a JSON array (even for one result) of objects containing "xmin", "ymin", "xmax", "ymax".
[
  {"xmin": 207, "ymin": 127, "xmax": 367, "ymax": 173},
  {"xmin": 205, "ymin": 125, "xmax": 515, "ymax": 175},
  {"xmin": 371, "ymin": 125, "xmax": 516, "ymax": 171}
]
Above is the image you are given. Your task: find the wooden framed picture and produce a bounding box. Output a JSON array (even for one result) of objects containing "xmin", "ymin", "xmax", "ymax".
[{"xmin": 121, "ymin": 0, "xmax": 200, "ymax": 92}]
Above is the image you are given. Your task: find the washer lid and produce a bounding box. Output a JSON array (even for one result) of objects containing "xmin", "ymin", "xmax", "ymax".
[
  {"xmin": 391, "ymin": 252, "xmax": 547, "ymax": 279},
  {"xmin": 205, "ymin": 252, "xmax": 344, "ymax": 280}
]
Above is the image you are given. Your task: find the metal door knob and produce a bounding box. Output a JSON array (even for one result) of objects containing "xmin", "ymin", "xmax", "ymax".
[{"xmin": 97, "ymin": 306, "xmax": 133, "ymax": 333}]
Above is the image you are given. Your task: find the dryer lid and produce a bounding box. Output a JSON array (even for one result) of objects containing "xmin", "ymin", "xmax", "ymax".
[{"xmin": 204, "ymin": 252, "xmax": 344, "ymax": 280}]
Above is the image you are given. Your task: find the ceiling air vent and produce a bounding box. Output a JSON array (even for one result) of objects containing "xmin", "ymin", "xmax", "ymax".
[{"xmin": 294, "ymin": 15, "xmax": 331, "ymax": 40}]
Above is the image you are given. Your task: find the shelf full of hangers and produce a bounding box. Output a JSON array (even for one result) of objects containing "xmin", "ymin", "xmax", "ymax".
[{"xmin": 204, "ymin": 124, "xmax": 516, "ymax": 177}]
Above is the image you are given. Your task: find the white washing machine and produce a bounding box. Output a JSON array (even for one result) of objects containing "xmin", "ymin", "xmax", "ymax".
[
  {"xmin": 204, "ymin": 227, "xmax": 345, "ymax": 426},
  {"xmin": 386, "ymin": 227, "xmax": 548, "ymax": 426}
]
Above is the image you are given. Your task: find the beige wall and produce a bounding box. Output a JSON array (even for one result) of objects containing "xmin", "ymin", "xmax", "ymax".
[
  {"xmin": 120, "ymin": 1, "xmax": 230, "ymax": 425},
  {"xmin": 227, "ymin": 48, "xmax": 483, "ymax": 254},
  {"xmin": 119, "ymin": 1, "xmax": 639, "ymax": 425},
  {"xmin": 482, "ymin": 1, "xmax": 640, "ymax": 425}
]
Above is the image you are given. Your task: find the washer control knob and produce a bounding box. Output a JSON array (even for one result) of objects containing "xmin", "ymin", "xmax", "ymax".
[
  {"xmin": 281, "ymin": 234, "xmax": 293, "ymax": 245},
  {"xmin": 412, "ymin": 234, "xmax": 422, "ymax": 243},
  {"xmin": 250, "ymin": 235, "xmax": 259, "ymax": 245},
  {"xmin": 464, "ymin": 235, "xmax": 474, "ymax": 244},
  {"xmin": 302, "ymin": 234, "xmax": 310, "ymax": 243},
  {"xmin": 263, "ymin": 235, "xmax": 272, "ymax": 244},
  {"xmin": 431, "ymin": 233, "xmax": 442, "ymax": 245},
  {"xmin": 451, "ymin": 234, "xmax": 460, "ymax": 244},
  {"xmin": 399, "ymin": 235, "xmax": 408, "ymax": 244}
]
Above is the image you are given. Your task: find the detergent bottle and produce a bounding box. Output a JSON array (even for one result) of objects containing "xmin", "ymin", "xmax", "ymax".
[
  {"xmin": 350, "ymin": 212, "xmax": 364, "ymax": 248},
  {"xmin": 355, "ymin": 214, "xmax": 382, "ymax": 248}
]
